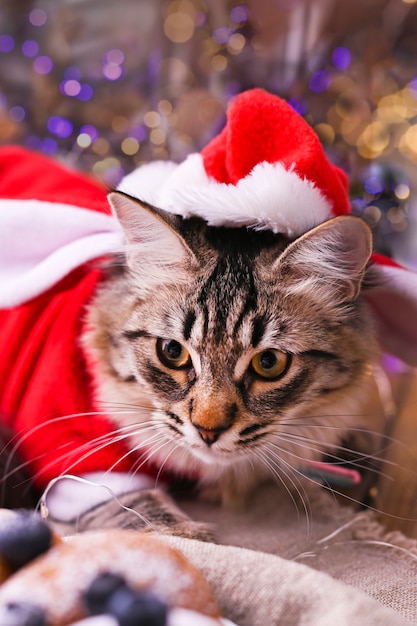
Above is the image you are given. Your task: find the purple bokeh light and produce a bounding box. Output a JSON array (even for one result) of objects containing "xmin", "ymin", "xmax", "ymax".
[
  {"xmin": 128, "ymin": 125, "xmax": 146, "ymax": 141},
  {"xmin": 9, "ymin": 105, "xmax": 26, "ymax": 122},
  {"xmin": 102, "ymin": 64, "xmax": 122, "ymax": 80},
  {"xmin": 212, "ymin": 27, "xmax": 231, "ymax": 45},
  {"xmin": 309, "ymin": 70, "xmax": 331, "ymax": 93},
  {"xmin": 21, "ymin": 40, "xmax": 39, "ymax": 58},
  {"xmin": 332, "ymin": 47, "xmax": 351, "ymax": 71},
  {"xmin": 42, "ymin": 137, "xmax": 58, "ymax": 154},
  {"xmin": 60, "ymin": 79, "xmax": 81, "ymax": 97},
  {"xmin": 77, "ymin": 84, "xmax": 94, "ymax": 101},
  {"xmin": 195, "ymin": 10, "xmax": 207, "ymax": 27},
  {"xmin": 288, "ymin": 97, "xmax": 308, "ymax": 115},
  {"xmin": 33, "ymin": 56, "xmax": 53, "ymax": 75},
  {"xmin": 0, "ymin": 35, "xmax": 14, "ymax": 53},
  {"xmin": 364, "ymin": 175, "xmax": 385, "ymax": 195},
  {"xmin": 29, "ymin": 8, "xmax": 47, "ymax": 26},
  {"xmin": 47, "ymin": 116, "xmax": 73, "ymax": 138},
  {"xmin": 230, "ymin": 5, "xmax": 250, "ymax": 23},
  {"xmin": 80, "ymin": 124, "xmax": 98, "ymax": 141},
  {"xmin": 105, "ymin": 49, "xmax": 125, "ymax": 65}
]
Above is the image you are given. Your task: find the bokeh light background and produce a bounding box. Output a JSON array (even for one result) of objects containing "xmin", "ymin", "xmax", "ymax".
[{"xmin": 0, "ymin": 0, "xmax": 417, "ymax": 266}]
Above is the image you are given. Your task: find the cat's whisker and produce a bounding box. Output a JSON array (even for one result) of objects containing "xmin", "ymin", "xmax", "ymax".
[
  {"xmin": 261, "ymin": 436, "xmax": 417, "ymax": 523},
  {"xmin": 105, "ymin": 431, "xmax": 168, "ymax": 476},
  {"xmin": 274, "ymin": 416, "xmax": 405, "ymax": 457},
  {"xmin": 1, "ymin": 412, "xmax": 112, "ymax": 469},
  {"xmin": 118, "ymin": 427, "xmax": 170, "ymax": 470},
  {"xmin": 128, "ymin": 436, "xmax": 177, "ymax": 480},
  {"xmin": 278, "ymin": 423, "xmax": 409, "ymax": 460},
  {"xmin": 153, "ymin": 440, "xmax": 188, "ymax": 486},
  {"xmin": 255, "ymin": 447, "xmax": 311, "ymax": 528},
  {"xmin": 310, "ymin": 475, "xmax": 417, "ymax": 523},
  {"xmin": 275, "ymin": 429, "xmax": 406, "ymax": 479},
  {"xmin": 278, "ymin": 404, "xmax": 396, "ymax": 423},
  {"xmin": 238, "ymin": 452, "xmax": 258, "ymax": 486},
  {"xmin": 100, "ymin": 400, "xmax": 164, "ymax": 413},
  {"xmin": 267, "ymin": 433, "xmax": 393, "ymax": 485},
  {"xmin": 1, "ymin": 410, "xmax": 156, "ymax": 476},
  {"xmin": 262, "ymin": 441, "xmax": 355, "ymax": 510},
  {"xmin": 25, "ymin": 419, "xmax": 166, "ymax": 486},
  {"xmin": 278, "ymin": 419, "xmax": 389, "ymax": 438}
]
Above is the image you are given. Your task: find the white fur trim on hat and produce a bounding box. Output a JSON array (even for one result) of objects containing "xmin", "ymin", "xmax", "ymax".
[{"xmin": 118, "ymin": 154, "xmax": 333, "ymax": 238}]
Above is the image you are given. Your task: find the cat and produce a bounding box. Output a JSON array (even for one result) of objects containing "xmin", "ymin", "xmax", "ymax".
[
  {"xmin": 2, "ymin": 90, "xmax": 416, "ymax": 536},
  {"xmin": 64, "ymin": 192, "xmax": 378, "ymax": 522}
]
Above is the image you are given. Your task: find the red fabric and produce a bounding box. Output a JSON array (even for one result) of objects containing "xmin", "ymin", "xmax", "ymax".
[
  {"xmin": 201, "ymin": 88, "xmax": 350, "ymax": 216},
  {"xmin": 0, "ymin": 148, "xmax": 146, "ymax": 489},
  {"xmin": 0, "ymin": 267, "xmax": 139, "ymax": 488},
  {"xmin": 0, "ymin": 146, "xmax": 109, "ymax": 213},
  {"xmin": 370, "ymin": 252, "xmax": 402, "ymax": 268}
]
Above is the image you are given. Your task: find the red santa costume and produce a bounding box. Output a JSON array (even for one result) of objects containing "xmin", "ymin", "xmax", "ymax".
[
  {"xmin": 1, "ymin": 89, "xmax": 416, "ymax": 497},
  {"xmin": 0, "ymin": 147, "xmax": 135, "ymax": 489}
]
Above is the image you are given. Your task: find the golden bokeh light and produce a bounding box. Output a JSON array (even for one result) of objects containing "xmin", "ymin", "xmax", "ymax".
[
  {"xmin": 121, "ymin": 137, "xmax": 140, "ymax": 155},
  {"xmin": 357, "ymin": 121, "xmax": 390, "ymax": 158},
  {"xmin": 164, "ymin": 12, "xmax": 195, "ymax": 44}
]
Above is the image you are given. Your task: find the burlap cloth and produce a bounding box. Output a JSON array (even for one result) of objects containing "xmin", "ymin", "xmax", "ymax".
[{"xmin": 160, "ymin": 482, "xmax": 417, "ymax": 626}]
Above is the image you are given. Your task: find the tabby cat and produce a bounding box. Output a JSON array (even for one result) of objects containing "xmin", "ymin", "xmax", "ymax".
[
  {"xmin": 2, "ymin": 92, "xmax": 416, "ymax": 537},
  {"xmin": 71, "ymin": 191, "xmax": 377, "ymax": 520}
]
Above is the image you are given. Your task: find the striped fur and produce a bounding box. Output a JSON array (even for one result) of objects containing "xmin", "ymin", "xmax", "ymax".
[{"xmin": 83, "ymin": 193, "xmax": 378, "ymax": 507}]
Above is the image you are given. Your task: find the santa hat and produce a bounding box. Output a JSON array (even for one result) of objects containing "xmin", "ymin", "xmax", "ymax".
[
  {"xmin": 0, "ymin": 90, "xmax": 416, "ymax": 365},
  {"xmin": 119, "ymin": 88, "xmax": 350, "ymax": 237}
]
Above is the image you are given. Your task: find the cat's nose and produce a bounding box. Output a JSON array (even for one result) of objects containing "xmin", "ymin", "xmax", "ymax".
[
  {"xmin": 195, "ymin": 426, "xmax": 223, "ymax": 446},
  {"xmin": 191, "ymin": 400, "xmax": 237, "ymax": 445}
]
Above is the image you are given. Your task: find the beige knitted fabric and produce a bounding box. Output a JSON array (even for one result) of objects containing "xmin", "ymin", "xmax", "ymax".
[
  {"xmin": 64, "ymin": 480, "xmax": 417, "ymax": 625},
  {"xmin": 161, "ymin": 482, "xmax": 417, "ymax": 625}
]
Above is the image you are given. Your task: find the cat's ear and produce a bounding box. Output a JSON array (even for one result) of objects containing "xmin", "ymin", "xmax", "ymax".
[
  {"xmin": 275, "ymin": 215, "xmax": 372, "ymax": 303},
  {"xmin": 108, "ymin": 191, "xmax": 196, "ymax": 288}
]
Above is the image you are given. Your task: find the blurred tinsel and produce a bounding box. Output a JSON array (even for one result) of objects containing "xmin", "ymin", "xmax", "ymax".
[{"xmin": 0, "ymin": 0, "xmax": 416, "ymax": 266}]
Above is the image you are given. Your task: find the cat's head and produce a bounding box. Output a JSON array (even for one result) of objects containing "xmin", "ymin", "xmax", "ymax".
[{"xmin": 95, "ymin": 192, "xmax": 377, "ymax": 489}]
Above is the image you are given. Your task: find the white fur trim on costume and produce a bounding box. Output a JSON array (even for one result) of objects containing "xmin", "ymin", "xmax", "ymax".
[
  {"xmin": 0, "ymin": 199, "xmax": 124, "ymax": 308},
  {"xmin": 118, "ymin": 154, "xmax": 333, "ymax": 238},
  {"xmin": 44, "ymin": 472, "xmax": 156, "ymax": 522},
  {"xmin": 365, "ymin": 263, "xmax": 417, "ymax": 366}
]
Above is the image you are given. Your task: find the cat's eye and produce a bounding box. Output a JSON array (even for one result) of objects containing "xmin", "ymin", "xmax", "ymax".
[
  {"xmin": 156, "ymin": 339, "xmax": 191, "ymax": 369},
  {"xmin": 250, "ymin": 349, "xmax": 289, "ymax": 380}
]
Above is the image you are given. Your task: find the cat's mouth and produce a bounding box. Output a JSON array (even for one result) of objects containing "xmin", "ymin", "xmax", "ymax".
[{"xmin": 188, "ymin": 443, "xmax": 238, "ymax": 467}]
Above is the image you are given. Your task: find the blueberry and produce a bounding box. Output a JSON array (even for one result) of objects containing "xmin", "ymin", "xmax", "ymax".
[
  {"xmin": 0, "ymin": 512, "xmax": 52, "ymax": 571},
  {"xmin": 0, "ymin": 601, "xmax": 46, "ymax": 626},
  {"xmin": 84, "ymin": 572, "xmax": 167, "ymax": 626},
  {"xmin": 108, "ymin": 588, "xmax": 167, "ymax": 626},
  {"xmin": 84, "ymin": 572, "xmax": 126, "ymax": 615}
]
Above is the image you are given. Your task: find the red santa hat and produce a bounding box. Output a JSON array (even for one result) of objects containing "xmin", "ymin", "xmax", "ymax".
[
  {"xmin": 119, "ymin": 88, "xmax": 350, "ymax": 236},
  {"xmin": 0, "ymin": 89, "xmax": 416, "ymax": 365}
]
